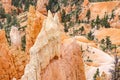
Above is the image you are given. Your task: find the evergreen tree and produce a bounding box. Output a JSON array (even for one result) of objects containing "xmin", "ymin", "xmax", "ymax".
[
  {"xmin": 79, "ymin": 26, "xmax": 84, "ymax": 35},
  {"xmin": 93, "ymin": 68, "xmax": 100, "ymax": 80},
  {"xmin": 95, "ymin": 15, "xmax": 100, "ymax": 29},
  {"xmin": 21, "ymin": 35, "xmax": 26, "ymax": 51},
  {"xmin": 24, "ymin": 0, "xmax": 30, "ymax": 11},
  {"xmin": 87, "ymin": 31, "xmax": 94, "ymax": 40},
  {"xmin": 86, "ymin": 9, "xmax": 91, "ymax": 23},
  {"xmin": 111, "ymin": 9, "xmax": 115, "ymax": 20},
  {"xmin": 61, "ymin": 9, "xmax": 66, "ymax": 22},
  {"xmin": 47, "ymin": 0, "xmax": 60, "ymax": 13},
  {"xmin": 64, "ymin": 23, "xmax": 68, "ymax": 32},
  {"xmin": 101, "ymin": 15, "xmax": 110, "ymax": 28},
  {"xmin": 0, "ymin": 22, "xmax": 3, "ymax": 29},
  {"xmin": 6, "ymin": 14, "xmax": 12, "ymax": 24},
  {"xmin": 110, "ymin": 55, "xmax": 120, "ymax": 80},
  {"xmin": 91, "ymin": 20, "xmax": 95, "ymax": 28},
  {"xmin": 105, "ymin": 36, "xmax": 112, "ymax": 50},
  {"xmin": 0, "ymin": 4, "xmax": 5, "ymax": 18},
  {"xmin": 101, "ymin": 38, "xmax": 105, "ymax": 44}
]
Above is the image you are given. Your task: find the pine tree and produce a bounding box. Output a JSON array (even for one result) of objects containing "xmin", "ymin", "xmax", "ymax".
[
  {"xmin": 0, "ymin": 4, "xmax": 5, "ymax": 18},
  {"xmin": 47, "ymin": 0, "xmax": 60, "ymax": 13},
  {"xmin": 111, "ymin": 9, "xmax": 115, "ymax": 20},
  {"xmin": 105, "ymin": 36, "xmax": 112, "ymax": 50},
  {"xmin": 95, "ymin": 15, "xmax": 100, "ymax": 29},
  {"xmin": 61, "ymin": 9, "xmax": 66, "ymax": 22},
  {"xmin": 79, "ymin": 26, "xmax": 84, "ymax": 35},
  {"xmin": 0, "ymin": 22, "xmax": 3, "ymax": 29},
  {"xmin": 101, "ymin": 39, "xmax": 105, "ymax": 44},
  {"xmin": 86, "ymin": 9, "xmax": 91, "ymax": 23},
  {"xmin": 87, "ymin": 31, "xmax": 94, "ymax": 40},
  {"xmin": 93, "ymin": 68, "xmax": 100, "ymax": 80},
  {"xmin": 24, "ymin": 0, "xmax": 29, "ymax": 11},
  {"xmin": 64, "ymin": 23, "xmax": 68, "ymax": 32}
]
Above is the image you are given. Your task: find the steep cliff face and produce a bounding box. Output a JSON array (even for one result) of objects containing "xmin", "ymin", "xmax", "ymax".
[
  {"xmin": 26, "ymin": 5, "xmax": 46, "ymax": 53},
  {"xmin": 21, "ymin": 11, "xmax": 86, "ymax": 80},
  {"xmin": 0, "ymin": 29, "xmax": 29, "ymax": 80},
  {"xmin": 0, "ymin": 30, "xmax": 17, "ymax": 80}
]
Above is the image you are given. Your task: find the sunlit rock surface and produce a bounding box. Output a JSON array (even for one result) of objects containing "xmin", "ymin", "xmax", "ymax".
[
  {"xmin": 10, "ymin": 26, "xmax": 22, "ymax": 50},
  {"xmin": 1, "ymin": 0, "xmax": 120, "ymax": 80},
  {"xmin": 0, "ymin": 30, "xmax": 29, "ymax": 80},
  {"xmin": 36, "ymin": 0, "xmax": 48, "ymax": 15},
  {"xmin": 1, "ymin": 0, "xmax": 12, "ymax": 13},
  {"xmin": 0, "ymin": 30, "xmax": 16, "ymax": 80},
  {"xmin": 80, "ymin": 1, "xmax": 120, "ymax": 20},
  {"xmin": 76, "ymin": 39, "xmax": 114, "ymax": 80},
  {"xmin": 94, "ymin": 28, "xmax": 120, "ymax": 45},
  {"xmin": 21, "ymin": 11, "xmax": 86, "ymax": 80},
  {"xmin": 26, "ymin": 5, "xmax": 46, "ymax": 53},
  {"xmin": 83, "ymin": 0, "xmax": 89, "ymax": 7}
]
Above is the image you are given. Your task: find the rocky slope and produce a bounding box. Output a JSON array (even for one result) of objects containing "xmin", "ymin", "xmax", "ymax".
[
  {"xmin": 80, "ymin": 1, "xmax": 120, "ymax": 20},
  {"xmin": 0, "ymin": 0, "xmax": 120, "ymax": 80},
  {"xmin": 21, "ymin": 11, "xmax": 86, "ymax": 80}
]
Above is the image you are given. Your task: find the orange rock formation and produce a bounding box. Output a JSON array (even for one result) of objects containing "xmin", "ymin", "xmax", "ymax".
[
  {"xmin": 80, "ymin": 1, "xmax": 120, "ymax": 20},
  {"xmin": 36, "ymin": 0, "xmax": 48, "ymax": 15},
  {"xmin": 26, "ymin": 5, "xmax": 46, "ymax": 53},
  {"xmin": 1, "ymin": 0, "xmax": 12, "ymax": 13},
  {"xmin": 21, "ymin": 11, "xmax": 86, "ymax": 80},
  {"xmin": 0, "ymin": 30, "xmax": 29, "ymax": 80}
]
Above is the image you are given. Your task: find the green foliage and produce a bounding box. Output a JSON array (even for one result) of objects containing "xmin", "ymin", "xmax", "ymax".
[
  {"xmin": 46, "ymin": 0, "xmax": 60, "ymax": 13},
  {"xmin": 64, "ymin": 23, "xmax": 68, "ymax": 32},
  {"xmin": 87, "ymin": 31, "xmax": 94, "ymax": 40},
  {"xmin": 2, "ymin": 13, "xmax": 20, "ymax": 45},
  {"xmin": 79, "ymin": 26, "xmax": 84, "ymax": 35},
  {"xmin": 21, "ymin": 35, "xmax": 26, "ymax": 51},
  {"xmin": 91, "ymin": 20, "xmax": 95, "ymax": 28},
  {"xmin": 12, "ymin": 0, "xmax": 19, "ymax": 8},
  {"xmin": 12, "ymin": 0, "xmax": 37, "ymax": 11},
  {"xmin": 61, "ymin": 9, "xmax": 66, "ymax": 22},
  {"xmin": 59, "ymin": 0, "xmax": 83, "ymax": 34},
  {"xmin": 15, "ymin": 24, "xmax": 26, "ymax": 52},
  {"xmin": 111, "ymin": 9, "xmax": 115, "ymax": 20},
  {"xmin": 95, "ymin": 15, "xmax": 100, "ymax": 29},
  {"xmin": 0, "ymin": 22, "xmax": 3, "ymax": 29},
  {"xmin": 100, "ymin": 45, "xmax": 106, "ymax": 51},
  {"xmin": 24, "ymin": 0, "xmax": 30, "ymax": 11},
  {"xmin": 6, "ymin": 14, "xmax": 12, "ymax": 24},
  {"xmin": 100, "ymin": 39, "xmax": 105, "ymax": 44},
  {"xmin": 110, "ymin": 55, "xmax": 120, "ymax": 80},
  {"xmin": 0, "ymin": 4, "xmax": 5, "ymax": 18},
  {"xmin": 101, "ymin": 13, "xmax": 110, "ymax": 28},
  {"xmin": 90, "ymin": 13, "xmax": 111, "ymax": 30},
  {"xmin": 60, "ymin": 0, "xmax": 68, "ymax": 6},
  {"xmin": 105, "ymin": 36, "xmax": 112, "ymax": 49},
  {"xmin": 93, "ymin": 68, "xmax": 100, "ymax": 80},
  {"xmin": 86, "ymin": 9, "xmax": 91, "ymax": 22},
  {"xmin": 100, "ymin": 36, "xmax": 117, "ymax": 52},
  {"xmin": 86, "ymin": 56, "xmax": 93, "ymax": 62}
]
